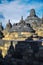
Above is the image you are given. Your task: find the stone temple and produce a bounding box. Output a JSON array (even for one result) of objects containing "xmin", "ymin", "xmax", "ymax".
[
  {"xmin": 25, "ymin": 9, "xmax": 41, "ymax": 26},
  {"xmin": 0, "ymin": 8, "xmax": 43, "ymax": 57},
  {"xmin": 0, "ymin": 9, "xmax": 43, "ymax": 41},
  {"xmin": 9, "ymin": 16, "xmax": 35, "ymax": 33},
  {"xmin": 3, "ymin": 16, "xmax": 35, "ymax": 40}
]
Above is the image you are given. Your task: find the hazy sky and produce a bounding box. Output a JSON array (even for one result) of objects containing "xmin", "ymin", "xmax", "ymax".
[{"xmin": 0, "ymin": 0, "xmax": 43, "ymax": 27}]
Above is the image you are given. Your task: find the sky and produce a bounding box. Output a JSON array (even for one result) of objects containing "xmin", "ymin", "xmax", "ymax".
[{"xmin": 0, "ymin": 0, "xmax": 43, "ymax": 27}]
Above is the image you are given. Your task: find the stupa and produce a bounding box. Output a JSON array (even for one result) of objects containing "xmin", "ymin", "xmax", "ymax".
[
  {"xmin": 0, "ymin": 22, "xmax": 4, "ymax": 31},
  {"xmin": 9, "ymin": 16, "xmax": 35, "ymax": 33},
  {"xmin": 5, "ymin": 19, "xmax": 12, "ymax": 31},
  {"xmin": 25, "ymin": 9, "xmax": 41, "ymax": 26},
  {"xmin": 3, "ymin": 16, "xmax": 35, "ymax": 40},
  {"xmin": 41, "ymin": 15, "xmax": 43, "ymax": 24}
]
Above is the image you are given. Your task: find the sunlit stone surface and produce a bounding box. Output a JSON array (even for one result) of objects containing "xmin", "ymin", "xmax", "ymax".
[{"xmin": 0, "ymin": 9, "xmax": 43, "ymax": 57}]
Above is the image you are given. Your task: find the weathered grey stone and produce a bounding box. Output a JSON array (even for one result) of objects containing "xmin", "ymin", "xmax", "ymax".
[{"xmin": 5, "ymin": 19, "xmax": 12, "ymax": 31}]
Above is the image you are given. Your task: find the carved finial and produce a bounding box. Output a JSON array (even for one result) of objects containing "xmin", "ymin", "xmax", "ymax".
[
  {"xmin": 8, "ymin": 19, "xmax": 10, "ymax": 23},
  {"xmin": 6, "ymin": 19, "xmax": 12, "ymax": 31},
  {"xmin": 42, "ymin": 14, "xmax": 43, "ymax": 23},
  {"xmin": 0, "ymin": 22, "xmax": 4, "ymax": 31},
  {"xmin": 21, "ymin": 16, "xmax": 23, "ymax": 20},
  {"xmin": 30, "ymin": 9, "xmax": 36, "ymax": 16}
]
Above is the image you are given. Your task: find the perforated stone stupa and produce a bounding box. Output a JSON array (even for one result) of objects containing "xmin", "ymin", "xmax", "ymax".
[
  {"xmin": 9, "ymin": 16, "xmax": 35, "ymax": 33},
  {"xmin": 25, "ymin": 9, "xmax": 41, "ymax": 26}
]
